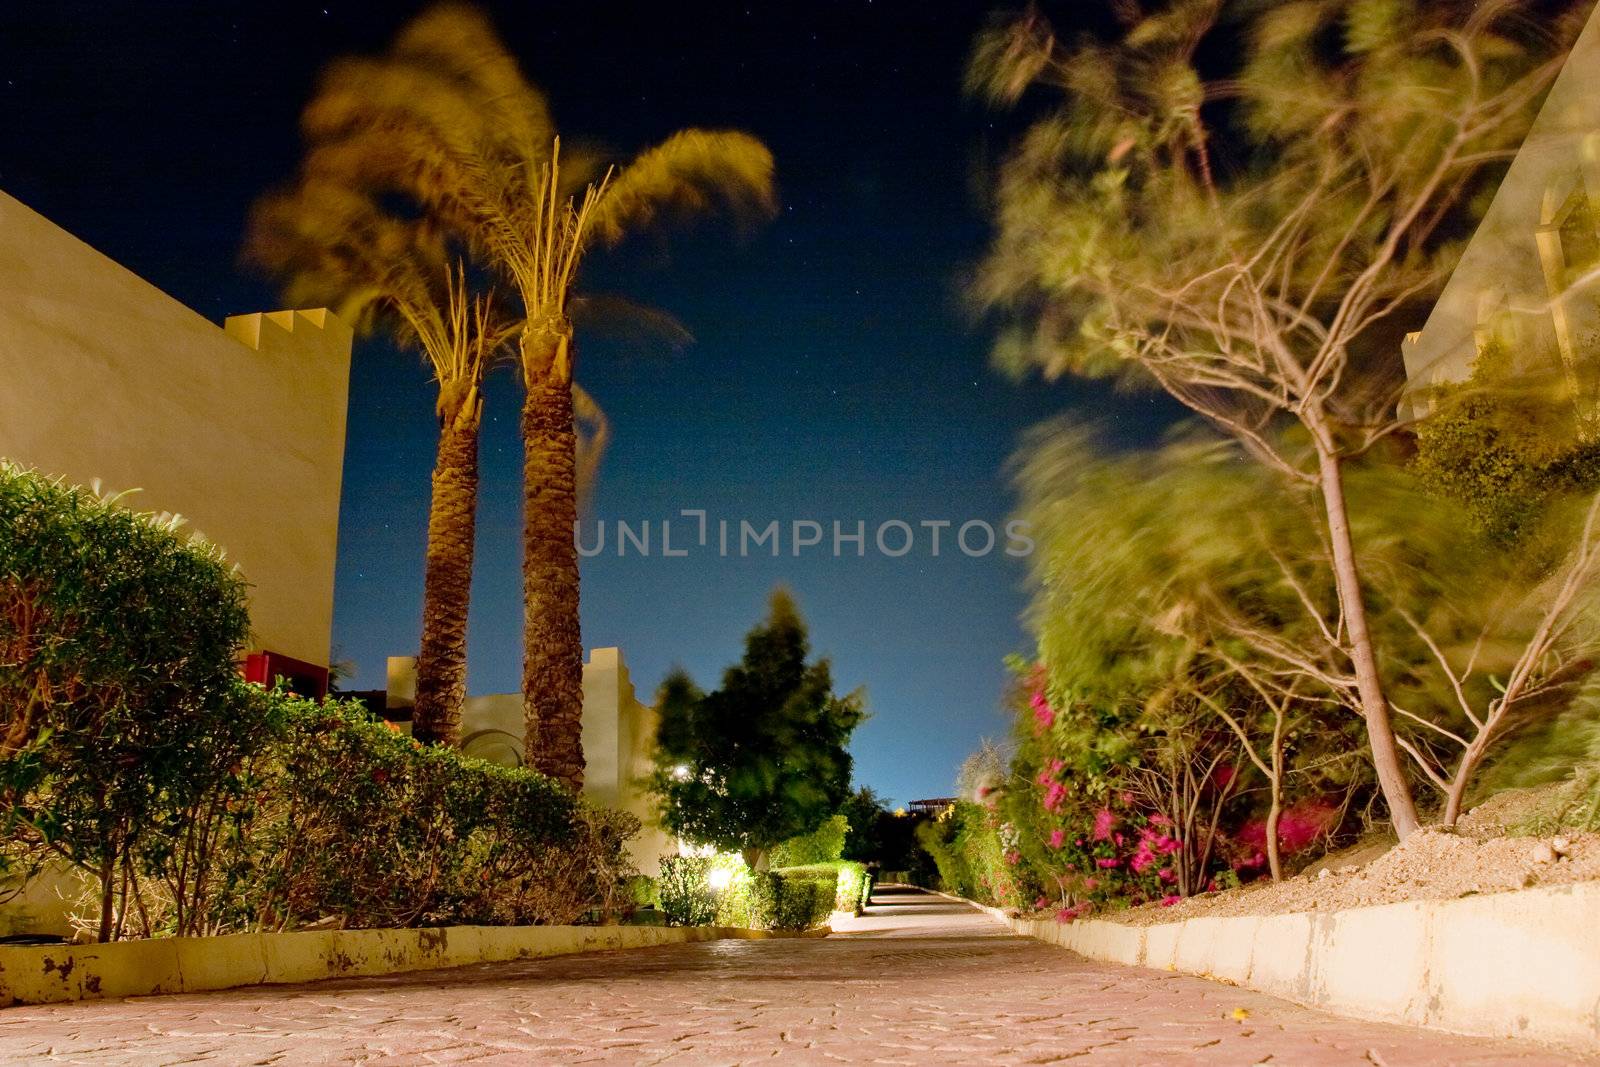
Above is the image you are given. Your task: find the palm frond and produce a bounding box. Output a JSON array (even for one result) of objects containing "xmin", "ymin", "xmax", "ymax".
[
  {"xmin": 589, "ymin": 129, "xmax": 777, "ymax": 247},
  {"xmin": 391, "ymin": 3, "xmax": 554, "ymax": 170}
]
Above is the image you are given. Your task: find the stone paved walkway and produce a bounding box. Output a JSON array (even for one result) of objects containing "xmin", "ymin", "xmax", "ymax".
[{"xmin": 0, "ymin": 886, "xmax": 1589, "ymax": 1065}]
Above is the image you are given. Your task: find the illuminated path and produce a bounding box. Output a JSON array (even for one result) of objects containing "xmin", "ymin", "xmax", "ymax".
[{"xmin": 0, "ymin": 886, "xmax": 1574, "ymax": 1064}]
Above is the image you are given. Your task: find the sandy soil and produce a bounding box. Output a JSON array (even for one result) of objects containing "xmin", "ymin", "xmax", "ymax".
[{"xmin": 1092, "ymin": 788, "xmax": 1600, "ymax": 927}]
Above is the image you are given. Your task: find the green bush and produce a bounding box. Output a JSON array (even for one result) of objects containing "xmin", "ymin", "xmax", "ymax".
[
  {"xmin": 0, "ymin": 464, "xmax": 250, "ymax": 940},
  {"xmin": 773, "ymin": 860, "xmax": 871, "ymax": 915},
  {"xmin": 657, "ymin": 857, "xmax": 717, "ymax": 926},
  {"xmin": 755, "ymin": 869, "xmax": 836, "ymax": 931},
  {"xmin": 215, "ymin": 696, "xmax": 630, "ymax": 931},
  {"xmin": 0, "ymin": 463, "xmax": 639, "ymax": 938},
  {"xmin": 655, "ymin": 856, "xmax": 839, "ymax": 932},
  {"xmin": 769, "ymin": 813, "xmax": 848, "ymax": 868}
]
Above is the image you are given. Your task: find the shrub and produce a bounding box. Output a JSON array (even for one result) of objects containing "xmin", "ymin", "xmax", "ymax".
[
  {"xmin": 0, "ymin": 465, "xmax": 640, "ymax": 939},
  {"xmin": 759, "ymin": 869, "xmax": 836, "ymax": 931},
  {"xmin": 769, "ymin": 813, "xmax": 848, "ymax": 868},
  {"xmin": 773, "ymin": 861, "xmax": 870, "ymax": 916},
  {"xmin": 655, "ymin": 855, "xmax": 839, "ymax": 932},
  {"xmin": 210, "ymin": 696, "xmax": 621, "ymax": 931},
  {"xmin": 0, "ymin": 465, "xmax": 250, "ymax": 941},
  {"xmin": 657, "ymin": 856, "xmax": 717, "ymax": 926}
]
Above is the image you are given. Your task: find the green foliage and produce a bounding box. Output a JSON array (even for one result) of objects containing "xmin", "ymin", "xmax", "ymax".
[
  {"xmin": 914, "ymin": 801, "xmax": 1038, "ymax": 908},
  {"xmin": 0, "ymin": 464, "xmax": 250, "ymax": 939},
  {"xmin": 193, "ymin": 694, "xmax": 620, "ymax": 932},
  {"xmin": 770, "ymin": 813, "xmax": 848, "ymax": 868},
  {"xmin": 657, "ymin": 856, "xmax": 717, "ymax": 927},
  {"xmin": 1412, "ymin": 342, "xmax": 1600, "ymax": 548},
  {"xmin": 754, "ymin": 868, "xmax": 837, "ymax": 932},
  {"xmin": 657, "ymin": 854, "xmax": 840, "ymax": 931},
  {"xmin": 969, "ymin": 0, "xmax": 1586, "ymax": 839},
  {"xmin": 775, "ymin": 861, "xmax": 871, "ymax": 915},
  {"xmin": 0, "ymin": 464, "xmax": 637, "ymax": 939},
  {"xmin": 650, "ymin": 590, "xmax": 865, "ymax": 861}
]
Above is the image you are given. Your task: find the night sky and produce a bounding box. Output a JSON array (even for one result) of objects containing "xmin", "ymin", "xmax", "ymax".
[{"xmin": 0, "ymin": 1, "xmax": 1177, "ymax": 806}]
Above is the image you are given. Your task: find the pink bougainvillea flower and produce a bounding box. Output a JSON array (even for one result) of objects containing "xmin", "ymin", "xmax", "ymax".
[
  {"xmin": 1034, "ymin": 896, "xmax": 1048, "ymax": 910},
  {"xmin": 1160, "ymin": 894, "xmax": 1182, "ymax": 907},
  {"xmin": 1075, "ymin": 837, "xmax": 1084, "ymax": 847},
  {"xmin": 1083, "ymin": 877, "xmax": 1099, "ymax": 891},
  {"xmin": 1092, "ymin": 809, "xmax": 1115, "ymax": 841},
  {"xmin": 1030, "ymin": 690, "xmax": 1056, "ymax": 730},
  {"xmin": 1048, "ymin": 829, "xmax": 1066, "ymax": 849},
  {"xmin": 1005, "ymin": 850, "xmax": 1022, "ymax": 865},
  {"xmin": 1095, "ymin": 857, "xmax": 1121, "ymax": 869},
  {"xmin": 1148, "ymin": 813, "xmax": 1171, "ymax": 827},
  {"xmin": 1158, "ymin": 867, "xmax": 1175, "ymax": 883}
]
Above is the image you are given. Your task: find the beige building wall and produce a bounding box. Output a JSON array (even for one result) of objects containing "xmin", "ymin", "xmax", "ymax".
[
  {"xmin": 386, "ymin": 648, "xmax": 676, "ymax": 876},
  {"xmin": 1404, "ymin": 4, "xmax": 1600, "ymax": 405},
  {"xmin": 0, "ymin": 190, "xmax": 352, "ymax": 667}
]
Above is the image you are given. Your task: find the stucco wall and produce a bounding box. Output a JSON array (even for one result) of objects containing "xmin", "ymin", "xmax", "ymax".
[
  {"xmin": 1404, "ymin": 4, "xmax": 1600, "ymax": 399},
  {"xmin": 0, "ymin": 189, "xmax": 352, "ymax": 667}
]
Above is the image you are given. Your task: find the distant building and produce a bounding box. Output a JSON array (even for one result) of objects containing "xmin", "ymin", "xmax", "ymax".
[
  {"xmin": 386, "ymin": 648, "xmax": 676, "ymax": 875},
  {"xmin": 1403, "ymin": 7, "xmax": 1600, "ymax": 410},
  {"xmin": 0, "ymin": 189, "xmax": 353, "ymax": 687},
  {"xmin": 908, "ymin": 798, "xmax": 957, "ymax": 818}
]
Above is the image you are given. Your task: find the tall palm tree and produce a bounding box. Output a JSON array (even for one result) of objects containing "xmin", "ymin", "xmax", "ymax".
[
  {"xmin": 297, "ymin": 3, "xmax": 776, "ymax": 790},
  {"xmin": 246, "ymin": 178, "xmax": 515, "ymax": 745}
]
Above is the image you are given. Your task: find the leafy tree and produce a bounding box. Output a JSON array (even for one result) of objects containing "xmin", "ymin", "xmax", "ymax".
[
  {"xmin": 770, "ymin": 813, "xmax": 848, "ymax": 868},
  {"xmin": 650, "ymin": 591, "xmax": 864, "ymax": 868},
  {"xmin": 1017, "ymin": 417, "xmax": 1600, "ymax": 871},
  {"xmin": 246, "ymin": 175, "xmax": 516, "ymax": 746},
  {"xmin": 299, "ymin": 3, "xmax": 775, "ymax": 788},
  {"xmin": 970, "ymin": 0, "xmax": 1583, "ymax": 838}
]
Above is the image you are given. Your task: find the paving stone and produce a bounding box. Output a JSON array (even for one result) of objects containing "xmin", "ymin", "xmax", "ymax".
[{"xmin": 0, "ymin": 887, "xmax": 1588, "ymax": 1065}]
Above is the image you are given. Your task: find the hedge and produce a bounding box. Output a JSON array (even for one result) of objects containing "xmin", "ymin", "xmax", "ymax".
[
  {"xmin": 0, "ymin": 464, "xmax": 636, "ymax": 941},
  {"xmin": 775, "ymin": 861, "xmax": 873, "ymax": 916},
  {"xmin": 656, "ymin": 856, "xmax": 870, "ymax": 930}
]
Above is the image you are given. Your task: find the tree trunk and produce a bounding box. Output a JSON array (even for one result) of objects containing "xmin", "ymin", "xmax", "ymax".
[
  {"xmin": 1265, "ymin": 705, "xmax": 1285, "ymax": 882},
  {"xmin": 1314, "ymin": 444, "xmax": 1421, "ymax": 839},
  {"xmin": 1443, "ymin": 732, "xmax": 1493, "ymax": 827},
  {"xmin": 97, "ymin": 853, "xmax": 115, "ymax": 943},
  {"xmin": 412, "ymin": 390, "xmax": 482, "ymax": 747},
  {"xmin": 520, "ymin": 331, "xmax": 585, "ymax": 792},
  {"xmin": 1264, "ymin": 788, "xmax": 1283, "ymax": 883}
]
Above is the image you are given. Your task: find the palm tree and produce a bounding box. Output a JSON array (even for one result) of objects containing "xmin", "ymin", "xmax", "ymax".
[
  {"xmin": 297, "ymin": 3, "xmax": 776, "ymax": 790},
  {"xmin": 246, "ymin": 178, "xmax": 515, "ymax": 745}
]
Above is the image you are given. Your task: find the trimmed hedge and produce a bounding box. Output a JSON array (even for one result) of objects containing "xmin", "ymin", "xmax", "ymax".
[
  {"xmin": 774, "ymin": 861, "xmax": 872, "ymax": 916},
  {"xmin": 224, "ymin": 695, "xmax": 632, "ymax": 932},
  {"xmin": 656, "ymin": 856, "xmax": 839, "ymax": 932}
]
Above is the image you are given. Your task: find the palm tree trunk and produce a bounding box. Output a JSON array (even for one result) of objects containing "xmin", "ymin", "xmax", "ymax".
[
  {"xmin": 520, "ymin": 336, "xmax": 585, "ymax": 791},
  {"xmin": 412, "ymin": 392, "xmax": 481, "ymax": 746}
]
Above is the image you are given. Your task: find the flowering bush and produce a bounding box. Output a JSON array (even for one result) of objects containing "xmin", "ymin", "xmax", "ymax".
[{"xmin": 929, "ymin": 663, "xmax": 1356, "ymax": 923}]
